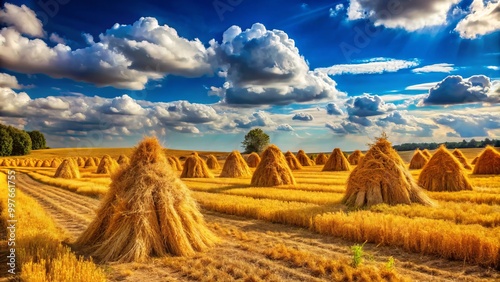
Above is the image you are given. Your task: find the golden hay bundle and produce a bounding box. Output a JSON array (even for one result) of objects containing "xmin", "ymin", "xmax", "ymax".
[
  {"xmin": 472, "ymin": 146, "xmax": 500, "ymax": 175},
  {"xmin": 117, "ymin": 155, "xmax": 130, "ymax": 166},
  {"xmin": 205, "ymin": 155, "xmax": 220, "ymax": 170},
  {"xmin": 343, "ymin": 136, "xmax": 434, "ymax": 208},
  {"xmin": 16, "ymin": 159, "xmax": 23, "ymax": 166},
  {"xmin": 418, "ymin": 146, "xmax": 473, "ymax": 192},
  {"xmin": 347, "ymin": 150, "xmax": 364, "ymax": 165},
  {"xmin": 25, "ymin": 159, "xmax": 35, "ymax": 167},
  {"xmin": 285, "ymin": 151, "xmax": 303, "ymax": 170},
  {"xmin": 220, "ymin": 151, "xmax": 252, "ymax": 178},
  {"xmin": 51, "ymin": 158, "xmax": 62, "ymax": 168},
  {"xmin": 77, "ymin": 157, "xmax": 86, "ymax": 167},
  {"xmin": 246, "ymin": 152, "xmax": 261, "ymax": 168},
  {"xmin": 35, "ymin": 160, "xmax": 43, "ymax": 167},
  {"xmin": 166, "ymin": 157, "xmax": 182, "ymax": 171},
  {"xmin": 296, "ymin": 150, "xmax": 315, "ymax": 166},
  {"xmin": 180, "ymin": 152, "xmax": 214, "ymax": 178},
  {"xmin": 75, "ymin": 137, "xmax": 218, "ymax": 263},
  {"xmin": 409, "ymin": 149, "xmax": 428, "ymax": 169},
  {"xmin": 471, "ymin": 156, "xmax": 478, "ymax": 165},
  {"xmin": 54, "ymin": 159, "xmax": 81, "ymax": 179},
  {"xmin": 422, "ymin": 149, "xmax": 432, "ymax": 159},
  {"xmin": 322, "ymin": 148, "xmax": 350, "ymax": 171},
  {"xmin": 93, "ymin": 157, "xmax": 100, "ymax": 164},
  {"xmin": 314, "ymin": 153, "xmax": 328, "ymax": 165},
  {"xmin": 251, "ymin": 145, "xmax": 296, "ymax": 187},
  {"xmin": 84, "ymin": 157, "xmax": 97, "ymax": 168},
  {"xmin": 96, "ymin": 155, "xmax": 120, "ymax": 174},
  {"xmin": 41, "ymin": 159, "xmax": 51, "ymax": 167},
  {"xmin": 452, "ymin": 149, "xmax": 472, "ymax": 170},
  {"xmin": 0, "ymin": 159, "xmax": 4, "ymax": 166}
]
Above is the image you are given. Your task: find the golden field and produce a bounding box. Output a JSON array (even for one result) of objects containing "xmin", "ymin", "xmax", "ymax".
[{"xmin": 0, "ymin": 146, "xmax": 499, "ymax": 281}]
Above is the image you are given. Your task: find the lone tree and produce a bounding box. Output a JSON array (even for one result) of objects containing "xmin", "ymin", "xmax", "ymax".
[
  {"xmin": 0, "ymin": 128, "xmax": 13, "ymax": 156},
  {"xmin": 28, "ymin": 130, "xmax": 46, "ymax": 150},
  {"xmin": 7, "ymin": 126, "xmax": 31, "ymax": 156},
  {"xmin": 242, "ymin": 128, "xmax": 270, "ymax": 153}
]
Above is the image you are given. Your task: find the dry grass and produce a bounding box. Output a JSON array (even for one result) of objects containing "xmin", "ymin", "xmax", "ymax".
[
  {"xmin": 314, "ymin": 153, "xmax": 328, "ymax": 165},
  {"xmin": 95, "ymin": 155, "xmax": 119, "ymax": 174},
  {"xmin": 296, "ymin": 150, "xmax": 315, "ymax": 166},
  {"xmin": 285, "ymin": 151, "xmax": 303, "ymax": 170},
  {"xmin": 220, "ymin": 151, "xmax": 251, "ymax": 178},
  {"xmin": 322, "ymin": 148, "xmax": 350, "ymax": 171},
  {"xmin": 54, "ymin": 159, "xmax": 81, "ymax": 179},
  {"xmin": 76, "ymin": 137, "xmax": 218, "ymax": 262},
  {"xmin": 205, "ymin": 154, "xmax": 221, "ymax": 170},
  {"xmin": 0, "ymin": 172, "xmax": 106, "ymax": 282},
  {"xmin": 452, "ymin": 149, "xmax": 472, "ymax": 170},
  {"xmin": 473, "ymin": 146, "xmax": 500, "ymax": 175},
  {"xmin": 408, "ymin": 149, "xmax": 428, "ymax": 169},
  {"xmin": 116, "ymin": 154, "xmax": 130, "ymax": 166},
  {"xmin": 343, "ymin": 136, "xmax": 434, "ymax": 208},
  {"xmin": 251, "ymin": 145, "xmax": 296, "ymax": 187},
  {"xmin": 347, "ymin": 150, "xmax": 364, "ymax": 165},
  {"xmin": 419, "ymin": 146, "xmax": 473, "ymax": 192},
  {"xmin": 246, "ymin": 152, "xmax": 261, "ymax": 168},
  {"xmin": 422, "ymin": 149, "xmax": 432, "ymax": 159},
  {"xmin": 181, "ymin": 152, "xmax": 214, "ymax": 178}
]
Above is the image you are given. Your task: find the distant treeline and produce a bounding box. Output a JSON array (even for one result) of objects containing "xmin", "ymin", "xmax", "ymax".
[
  {"xmin": 0, "ymin": 123, "xmax": 47, "ymax": 156},
  {"xmin": 393, "ymin": 138, "xmax": 500, "ymax": 151}
]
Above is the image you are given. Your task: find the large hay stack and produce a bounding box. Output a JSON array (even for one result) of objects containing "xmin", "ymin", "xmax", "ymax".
[
  {"xmin": 117, "ymin": 155, "xmax": 130, "ymax": 166},
  {"xmin": 220, "ymin": 151, "xmax": 252, "ymax": 178},
  {"xmin": 246, "ymin": 152, "xmax": 261, "ymax": 168},
  {"xmin": 77, "ymin": 157, "xmax": 85, "ymax": 167},
  {"xmin": 296, "ymin": 150, "xmax": 315, "ymax": 166},
  {"xmin": 343, "ymin": 136, "xmax": 434, "ymax": 208},
  {"xmin": 472, "ymin": 146, "xmax": 500, "ymax": 175},
  {"xmin": 181, "ymin": 152, "xmax": 214, "ymax": 178},
  {"xmin": 54, "ymin": 159, "xmax": 81, "ymax": 179},
  {"xmin": 96, "ymin": 155, "xmax": 120, "ymax": 174},
  {"xmin": 471, "ymin": 156, "xmax": 478, "ymax": 165},
  {"xmin": 167, "ymin": 156, "xmax": 183, "ymax": 171},
  {"xmin": 347, "ymin": 150, "xmax": 364, "ymax": 165},
  {"xmin": 251, "ymin": 145, "xmax": 296, "ymax": 187},
  {"xmin": 205, "ymin": 155, "xmax": 220, "ymax": 170},
  {"xmin": 409, "ymin": 149, "xmax": 428, "ymax": 169},
  {"xmin": 84, "ymin": 158, "xmax": 97, "ymax": 168},
  {"xmin": 285, "ymin": 151, "xmax": 302, "ymax": 170},
  {"xmin": 322, "ymin": 148, "xmax": 350, "ymax": 171},
  {"xmin": 314, "ymin": 153, "xmax": 328, "ymax": 165},
  {"xmin": 41, "ymin": 159, "xmax": 51, "ymax": 167},
  {"xmin": 452, "ymin": 149, "xmax": 472, "ymax": 170},
  {"xmin": 418, "ymin": 146, "xmax": 473, "ymax": 192},
  {"xmin": 422, "ymin": 149, "xmax": 432, "ymax": 159},
  {"xmin": 75, "ymin": 137, "xmax": 217, "ymax": 262}
]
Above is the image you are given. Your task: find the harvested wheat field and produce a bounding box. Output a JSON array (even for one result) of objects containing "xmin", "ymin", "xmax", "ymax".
[
  {"xmin": 1, "ymin": 146, "xmax": 499, "ymax": 282},
  {"xmin": 296, "ymin": 150, "xmax": 315, "ymax": 166},
  {"xmin": 419, "ymin": 146, "xmax": 473, "ymax": 192},
  {"xmin": 409, "ymin": 149, "xmax": 428, "ymax": 169},
  {"xmin": 322, "ymin": 148, "xmax": 350, "ymax": 171},
  {"xmin": 246, "ymin": 152, "xmax": 261, "ymax": 167}
]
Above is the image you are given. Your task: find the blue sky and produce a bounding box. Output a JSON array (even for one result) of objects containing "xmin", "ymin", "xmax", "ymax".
[{"xmin": 0, "ymin": 0, "xmax": 499, "ymax": 152}]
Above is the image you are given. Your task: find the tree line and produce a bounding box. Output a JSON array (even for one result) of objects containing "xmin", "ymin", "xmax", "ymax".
[
  {"xmin": 0, "ymin": 123, "xmax": 46, "ymax": 156},
  {"xmin": 393, "ymin": 138, "xmax": 500, "ymax": 151}
]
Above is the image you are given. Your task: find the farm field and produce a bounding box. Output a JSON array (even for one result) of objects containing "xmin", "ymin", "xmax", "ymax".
[{"xmin": 0, "ymin": 147, "xmax": 500, "ymax": 281}]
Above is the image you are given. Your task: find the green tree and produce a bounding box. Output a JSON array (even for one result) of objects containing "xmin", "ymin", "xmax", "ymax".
[
  {"xmin": 241, "ymin": 128, "xmax": 270, "ymax": 153},
  {"xmin": 28, "ymin": 130, "xmax": 46, "ymax": 150},
  {"xmin": 0, "ymin": 128, "xmax": 13, "ymax": 156},
  {"xmin": 7, "ymin": 126, "xmax": 32, "ymax": 156}
]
